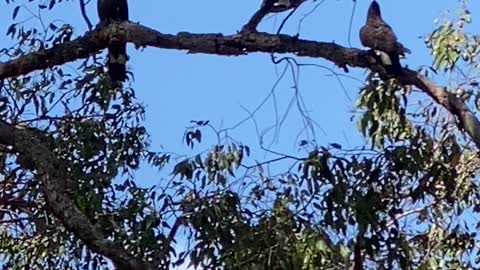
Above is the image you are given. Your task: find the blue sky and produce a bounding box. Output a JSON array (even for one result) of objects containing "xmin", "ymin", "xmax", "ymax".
[
  {"xmin": 128, "ymin": 0, "xmax": 476, "ymax": 184},
  {"xmin": 1, "ymin": 0, "xmax": 479, "ymax": 268}
]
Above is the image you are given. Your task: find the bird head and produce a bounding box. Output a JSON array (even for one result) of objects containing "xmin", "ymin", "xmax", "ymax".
[{"xmin": 367, "ymin": 1, "xmax": 382, "ymax": 20}]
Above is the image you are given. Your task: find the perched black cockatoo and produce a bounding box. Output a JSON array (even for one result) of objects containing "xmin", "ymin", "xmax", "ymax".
[
  {"xmin": 359, "ymin": 1, "xmax": 410, "ymax": 74},
  {"xmin": 97, "ymin": 0, "xmax": 129, "ymax": 82}
]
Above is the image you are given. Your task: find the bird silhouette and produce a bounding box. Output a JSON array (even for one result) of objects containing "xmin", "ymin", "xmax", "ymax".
[
  {"xmin": 359, "ymin": 1, "xmax": 410, "ymax": 74},
  {"xmin": 97, "ymin": 0, "xmax": 129, "ymax": 82}
]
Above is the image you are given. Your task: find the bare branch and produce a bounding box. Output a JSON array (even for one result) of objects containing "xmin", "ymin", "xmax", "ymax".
[
  {"xmin": 0, "ymin": 21, "xmax": 371, "ymax": 79},
  {"xmin": 242, "ymin": 0, "xmax": 278, "ymax": 32},
  {"xmin": 241, "ymin": 0, "xmax": 307, "ymax": 32},
  {"xmin": 79, "ymin": 0, "xmax": 93, "ymax": 30}
]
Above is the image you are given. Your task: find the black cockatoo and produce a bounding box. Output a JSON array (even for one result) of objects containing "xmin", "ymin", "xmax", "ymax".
[
  {"xmin": 97, "ymin": 0, "xmax": 129, "ymax": 82},
  {"xmin": 359, "ymin": 1, "xmax": 410, "ymax": 74}
]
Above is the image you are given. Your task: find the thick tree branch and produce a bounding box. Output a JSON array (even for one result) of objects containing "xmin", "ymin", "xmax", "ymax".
[
  {"xmin": 0, "ymin": 22, "xmax": 373, "ymax": 79},
  {"xmin": 400, "ymin": 70, "xmax": 480, "ymax": 147},
  {"xmin": 0, "ymin": 121, "xmax": 153, "ymax": 270},
  {"xmin": 0, "ymin": 21, "xmax": 479, "ymax": 148}
]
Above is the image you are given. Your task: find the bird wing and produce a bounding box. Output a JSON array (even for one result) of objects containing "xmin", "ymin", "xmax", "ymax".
[{"xmin": 361, "ymin": 19, "xmax": 410, "ymax": 55}]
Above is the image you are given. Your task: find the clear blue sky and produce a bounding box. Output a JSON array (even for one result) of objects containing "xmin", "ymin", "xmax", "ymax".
[{"xmin": 1, "ymin": 0, "xmax": 479, "ymax": 268}]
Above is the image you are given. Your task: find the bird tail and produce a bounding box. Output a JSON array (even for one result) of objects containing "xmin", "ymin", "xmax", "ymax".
[
  {"xmin": 107, "ymin": 42, "xmax": 127, "ymax": 82},
  {"xmin": 374, "ymin": 50, "xmax": 402, "ymax": 74},
  {"xmin": 386, "ymin": 52, "xmax": 402, "ymax": 74}
]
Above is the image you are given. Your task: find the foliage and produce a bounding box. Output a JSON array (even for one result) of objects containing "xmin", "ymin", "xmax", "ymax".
[{"xmin": 1, "ymin": 1, "xmax": 480, "ymax": 270}]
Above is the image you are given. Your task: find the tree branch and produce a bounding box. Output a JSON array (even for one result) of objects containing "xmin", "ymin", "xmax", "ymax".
[
  {"xmin": 0, "ymin": 22, "xmax": 372, "ymax": 80},
  {"xmin": 241, "ymin": 0, "xmax": 278, "ymax": 32},
  {"xmin": 0, "ymin": 121, "xmax": 154, "ymax": 270}
]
